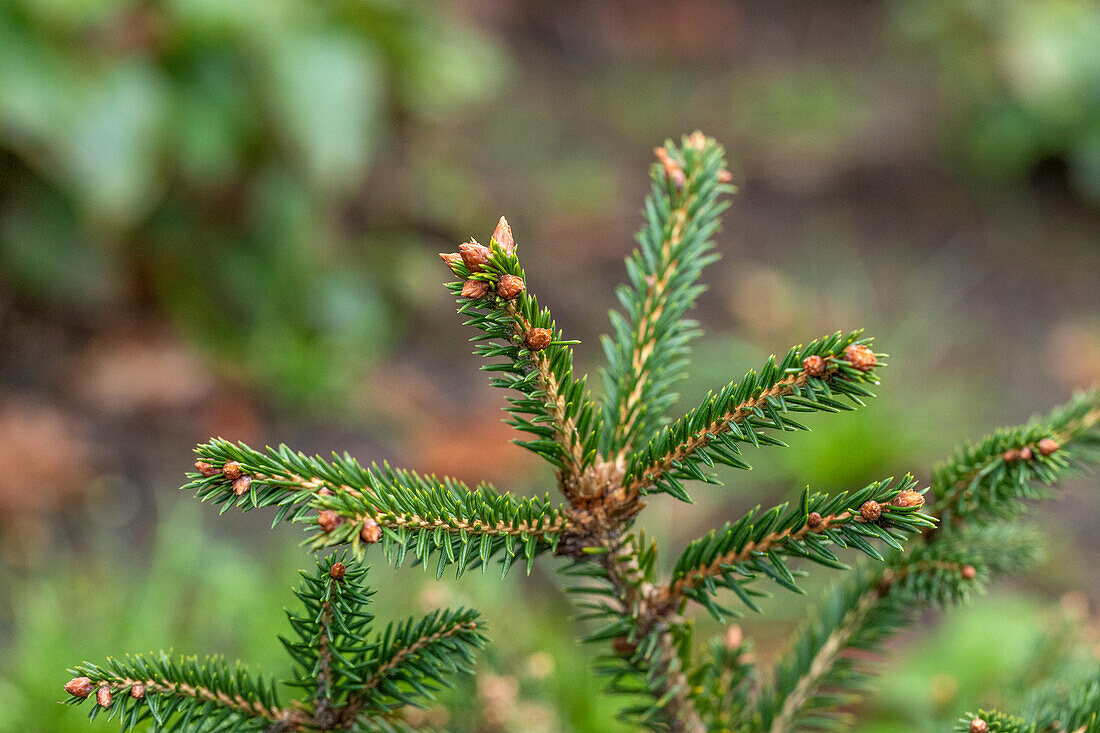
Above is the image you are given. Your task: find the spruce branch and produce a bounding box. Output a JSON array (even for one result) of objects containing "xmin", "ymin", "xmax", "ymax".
[
  {"xmin": 66, "ymin": 556, "xmax": 484, "ymax": 732},
  {"xmin": 624, "ymin": 333, "xmax": 883, "ymax": 502},
  {"xmin": 667, "ymin": 477, "xmax": 932, "ymax": 619},
  {"xmin": 931, "ymin": 388, "xmax": 1100, "ymax": 533},
  {"xmin": 281, "ymin": 553, "xmax": 376, "ymax": 726},
  {"xmin": 688, "ymin": 627, "xmax": 756, "ymax": 732},
  {"xmin": 754, "ymin": 390, "xmax": 1100, "ymax": 732},
  {"xmin": 63, "ymin": 653, "xmax": 286, "ymax": 731},
  {"xmin": 439, "ymin": 219, "xmax": 599, "ymax": 490},
  {"xmin": 186, "ymin": 440, "xmax": 568, "ymax": 577},
  {"xmin": 754, "ymin": 553, "xmax": 982, "ymax": 733},
  {"xmin": 600, "ymin": 132, "xmax": 734, "ymax": 461},
  {"xmin": 343, "ymin": 607, "xmax": 485, "ymax": 721}
]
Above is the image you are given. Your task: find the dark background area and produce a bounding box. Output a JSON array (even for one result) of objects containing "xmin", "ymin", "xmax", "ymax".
[{"xmin": 1, "ymin": 1, "xmax": 1098, "ymax": 730}]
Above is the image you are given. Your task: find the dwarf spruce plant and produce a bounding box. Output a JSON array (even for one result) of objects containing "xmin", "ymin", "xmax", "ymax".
[{"xmin": 65, "ymin": 133, "xmax": 1100, "ymax": 732}]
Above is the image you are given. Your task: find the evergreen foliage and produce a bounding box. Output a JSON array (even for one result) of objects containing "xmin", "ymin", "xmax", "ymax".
[
  {"xmin": 64, "ymin": 554, "xmax": 484, "ymax": 731},
  {"xmin": 65, "ymin": 132, "xmax": 1100, "ymax": 731}
]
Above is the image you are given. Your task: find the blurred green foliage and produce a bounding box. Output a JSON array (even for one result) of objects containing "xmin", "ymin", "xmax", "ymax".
[
  {"xmin": 0, "ymin": 0, "xmax": 505, "ymax": 405},
  {"xmin": 893, "ymin": 0, "xmax": 1100, "ymax": 199}
]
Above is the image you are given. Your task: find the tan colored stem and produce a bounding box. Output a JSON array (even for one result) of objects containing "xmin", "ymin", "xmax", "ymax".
[
  {"xmin": 666, "ymin": 511, "xmax": 855, "ymax": 605},
  {"xmin": 625, "ymin": 363, "xmax": 841, "ymax": 497},
  {"xmin": 345, "ymin": 510, "xmax": 567, "ymax": 538}
]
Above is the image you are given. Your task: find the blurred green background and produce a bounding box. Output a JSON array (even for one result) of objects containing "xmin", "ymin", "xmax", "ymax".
[{"xmin": 1, "ymin": 0, "xmax": 1098, "ymax": 731}]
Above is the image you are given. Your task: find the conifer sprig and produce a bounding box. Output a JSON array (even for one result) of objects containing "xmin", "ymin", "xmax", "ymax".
[
  {"xmin": 624, "ymin": 333, "xmax": 883, "ymax": 501},
  {"xmin": 306, "ymin": 465, "xmax": 567, "ymax": 577},
  {"xmin": 931, "ymin": 388, "xmax": 1100, "ymax": 531},
  {"xmin": 440, "ymin": 220, "xmax": 599, "ymax": 486},
  {"xmin": 351, "ymin": 608, "xmax": 485, "ymax": 717},
  {"xmin": 668, "ymin": 477, "xmax": 932, "ymax": 618},
  {"xmin": 65, "ymin": 556, "xmax": 484, "ymax": 732},
  {"xmin": 600, "ymin": 132, "xmax": 734, "ymax": 460},
  {"xmin": 958, "ymin": 681, "xmax": 1100, "ymax": 733},
  {"xmin": 63, "ymin": 654, "xmax": 285, "ymax": 731},
  {"xmin": 185, "ymin": 439, "xmax": 568, "ymax": 577},
  {"xmin": 756, "ymin": 391, "xmax": 1100, "ymax": 732},
  {"xmin": 688, "ymin": 628, "xmax": 756, "ymax": 732},
  {"xmin": 754, "ymin": 553, "xmax": 983, "ymax": 733}
]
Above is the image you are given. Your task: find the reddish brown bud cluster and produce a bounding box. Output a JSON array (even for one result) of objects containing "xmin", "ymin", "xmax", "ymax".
[
  {"xmin": 1005, "ymin": 438, "xmax": 1060, "ymax": 463},
  {"xmin": 802, "ymin": 355, "xmax": 826, "ymax": 378},
  {"xmin": 317, "ymin": 487, "xmax": 334, "ymax": 497},
  {"xmin": 970, "ymin": 718, "xmax": 988, "ymax": 733},
  {"xmin": 318, "ymin": 510, "xmax": 343, "ymax": 533},
  {"xmin": 525, "ymin": 328, "xmax": 552, "ymax": 351},
  {"xmin": 654, "ymin": 146, "xmax": 686, "ymax": 188},
  {"xmin": 232, "ymin": 475, "xmax": 252, "ymax": 496},
  {"xmin": 130, "ymin": 683, "xmax": 145, "ymax": 699},
  {"xmin": 65, "ymin": 677, "xmax": 94, "ymax": 699},
  {"xmin": 890, "ymin": 489, "xmax": 925, "ymax": 509},
  {"xmin": 330, "ymin": 562, "xmax": 346, "ymax": 580},
  {"xmin": 459, "ymin": 242, "xmax": 491, "ymax": 273},
  {"xmin": 194, "ymin": 460, "xmax": 218, "ymax": 477},
  {"xmin": 961, "ymin": 565, "xmax": 977, "ymax": 580},
  {"xmin": 860, "ymin": 500, "xmax": 882, "ymax": 522},
  {"xmin": 360, "ymin": 518, "xmax": 382, "ymax": 544},
  {"xmin": 806, "ymin": 511, "xmax": 823, "ymax": 529},
  {"xmin": 96, "ymin": 686, "xmax": 113, "ymax": 708},
  {"xmin": 461, "ymin": 279, "xmax": 490, "ymax": 299},
  {"xmin": 491, "ymin": 216, "xmax": 516, "ymax": 255},
  {"xmin": 497, "ymin": 274, "xmax": 525, "ymax": 300},
  {"xmin": 843, "ymin": 344, "xmax": 878, "ymax": 372},
  {"xmin": 221, "ymin": 461, "xmax": 242, "ymax": 480}
]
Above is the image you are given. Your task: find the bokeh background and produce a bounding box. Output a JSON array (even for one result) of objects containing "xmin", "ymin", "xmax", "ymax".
[{"xmin": 1, "ymin": 1, "xmax": 1099, "ymax": 730}]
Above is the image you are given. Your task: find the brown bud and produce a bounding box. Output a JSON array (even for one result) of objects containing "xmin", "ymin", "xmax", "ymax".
[
  {"xmin": 330, "ymin": 562, "xmax": 346, "ymax": 580},
  {"xmin": 1019, "ymin": 446, "xmax": 1034, "ymax": 461},
  {"xmin": 1003, "ymin": 448, "xmax": 1020, "ymax": 462},
  {"xmin": 491, "ymin": 216, "xmax": 515, "ymax": 255},
  {"xmin": 654, "ymin": 146, "xmax": 686, "ymax": 188},
  {"xmin": 611, "ymin": 637, "xmax": 637, "ymax": 656},
  {"xmin": 802, "ymin": 355, "xmax": 826, "ymax": 378},
  {"xmin": 360, "ymin": 518, "xmax": 382, "ymax": 544},
  {"xmin": 221, "ymin": 461, "xmax": 242, "ymax": 480},
  {"xmin": 96, "ymin": 686, "xmax": 113, "ymax": 708},
  {"xmin": 232, "ymin": 475, "xmax": 252, "ymax": 496},
  {"xmin": 317, "ymin": 487, "xmax": 334, "ymax": 497},
  {"xmin": 843, "ymin": 344, "xmax": 878, "ymax": 372},
  {"xmin": 686, "ymin": 131, "xmax": 706, "ymax": 150},
  {"xmin": 961, "ymin": 565, "xmax": 977, "ymax": 580},
  {"xmin": 459, "ymin": 242, "xmax": 491, "ymax": 272},
  {"xmin": 130, "ymin": 683, "xmax": 145, "ymax": 699},
  {"xmin": 195, "ymin": 461, "xmax": 218, "ymax": 477},
  {"xmin": 497, "ymin": 275, "xmax": 526, "ymax": 300},
  {"xmin": 1038, "ymin": 438, "xmax": 1060, "ymax": 456},
  {"xmin": 970, "ymin": 718, "xmax": 988, "ymax": 733},
  {"xmin": 860, "ymin": 500, "xmax": 882, "ymax": 522},
  {"xmin": 525, "ymin": 328, "xmax": 552, "ymax": 351},
  {"xmin": 724, "ymin": 624, "xmax": 743, "ymax": 650},
  {"xmin": 439, "ymin": 252, "xmax": 463, "ymax": 275},
  {"xmin": 806, "ymin": 511, "xmax": 823, "ymax": 529},
  {"xmin": 65, "ymin": 677, "xmax": 94, "ymax": 698},
  {"xmin": 717, "ymin": 169, "xmax": 733, "ymax": 183},
  {"xmin": 891, "ymin": 489, "xmax": 925, "ymax": 509},
  {"xmin": 461, "ymin": 279, "xmax": 490, "ymax": 299},
  {"xmin": 318, "ymin": 510, "xmax": 342, "ymax": 533}
]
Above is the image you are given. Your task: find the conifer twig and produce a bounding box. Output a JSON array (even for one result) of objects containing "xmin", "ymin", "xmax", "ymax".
[{"xmin": 601, "ymin": 133, "xmax": 734, "ymax": 461}]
